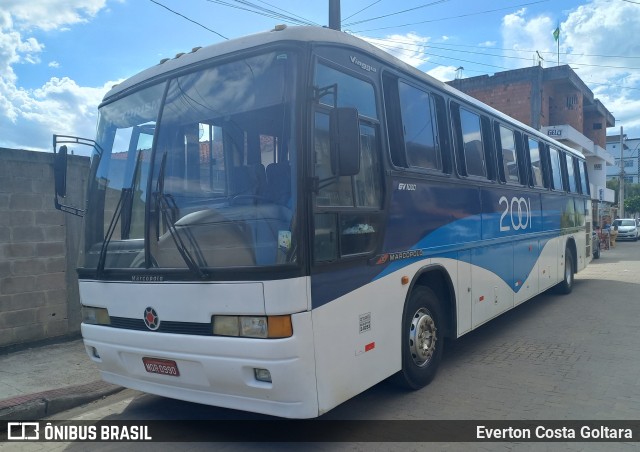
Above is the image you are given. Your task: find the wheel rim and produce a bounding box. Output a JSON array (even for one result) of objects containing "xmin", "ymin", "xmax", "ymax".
[
  {"xmin": 565, "ymin": 258, "xmax": 573, "ymax": 285},
  {"xmin": 409, "ymin": 308, "xmax": 437, "ymax": 367}
]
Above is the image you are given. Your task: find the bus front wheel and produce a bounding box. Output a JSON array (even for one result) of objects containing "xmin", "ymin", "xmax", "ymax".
[
  {"xmin": 394, "ymin": 286, "xmax": 444, "ymax": 390},
  {"xmin": 555, "ymin": 250, "xmax": 574, "ymax": 294}
]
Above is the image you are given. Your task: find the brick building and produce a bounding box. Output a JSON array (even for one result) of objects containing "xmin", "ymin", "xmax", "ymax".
[{"xmin": 448, "ymin": 64, "xmax": 616, "ymax": 223}]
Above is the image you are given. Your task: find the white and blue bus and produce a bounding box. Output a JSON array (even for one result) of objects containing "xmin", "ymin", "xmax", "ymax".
[{"xmin": 53, "ymin": 26, "xmax": 592, "ymax": 418}]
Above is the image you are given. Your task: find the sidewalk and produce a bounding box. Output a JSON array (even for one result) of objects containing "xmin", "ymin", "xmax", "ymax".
[{"xmin": 0, "ymin": 338, "xmax": 122, "ymax": 421}]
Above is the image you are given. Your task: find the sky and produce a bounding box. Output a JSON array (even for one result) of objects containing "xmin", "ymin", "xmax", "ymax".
[{"xmin": 1, "ymin": 0, "xmax": 640, "ymax": 154}]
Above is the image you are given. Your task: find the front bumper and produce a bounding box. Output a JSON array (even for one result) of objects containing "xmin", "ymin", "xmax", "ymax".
[{"xmin": 81, "ymin": 311, "xmax": 319, "ymax": 419}]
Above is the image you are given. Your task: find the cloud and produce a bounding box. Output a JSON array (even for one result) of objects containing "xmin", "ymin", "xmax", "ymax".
[
  {"xmin": 426, "ymin": 65, "xmax": 459, "ymax": 82},
  {"xmin": 3, "ymin": 0, "xmax": 109, "ymax": 31},
  {"xmin": 560, "ymin": 0, "xmax": 640, "ymax": 89},
  {"xmin": 478, "ymin": 41, "xmax": 496, "ymax": 48},
  {"xmin": 500, "ymin": 1, "xmax": 640, "ymax": 137},
  {"xmin": 360, "ymin": 32, "xmax": 431, "ymax": 68},
  {"xmin": 0, "ymin": 1, "xmax": 113, "ymax": 152},
  {"xmin": 501, "ymin": 8, "xmax": 555, "ymax": 67},
  {"xmin": 360, "ymin": 32, "xmax": 461, "ymax": 82},
  {"xmin": 0, "ymin": 77, "xmax": 117, "ymax": 153}
]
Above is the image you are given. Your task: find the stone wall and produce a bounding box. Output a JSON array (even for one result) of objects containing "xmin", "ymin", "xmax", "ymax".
[{"xmin": 0, "ymin": 148, "xmax": 89, "ymax": 348}]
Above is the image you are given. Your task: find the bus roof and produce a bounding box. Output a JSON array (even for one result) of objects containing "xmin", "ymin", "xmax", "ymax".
[{"xmin": 104, "ymin": 25, "xmax": 585, "ymax": 160}]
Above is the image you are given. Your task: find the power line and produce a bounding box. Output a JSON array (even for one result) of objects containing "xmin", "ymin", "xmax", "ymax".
[
  {"xmin": 343, "ymin": 0, "xmax": 383, "ymax": 22},
  {"xmin": 232, "ymin": 0, "xmax": 318, "ymax": 25},
  {"xmin": 373, "ymin": 41, "xmax": 512, "ymax": 71},
  {"xmin": 350, "ymin": 0, "xmax": 550, "ymax": 33},
  {"xmin": 367, "ymin": 36, "xmax": 640, "ymax": 61},
  {"xmin": 149, "ymin": 0, "xmax": 228, "ymax": 39},
  {"xmin": 205, "ymin": 0, "xmax": 317, "ymax": 26},
  {"xmin": 371, "ymin": 36, "xmax": 640, "ymax": 71},
  {"xmin": 253, "ymin": 0, "xmax": 319, "ymax": 26},
  {"xmin": 369, "ymin": 38, "xmax": 640, "ymax": 90},
  {"xmin": 343, "ymin": 0, "xmax": 450, "ymax": 27}
]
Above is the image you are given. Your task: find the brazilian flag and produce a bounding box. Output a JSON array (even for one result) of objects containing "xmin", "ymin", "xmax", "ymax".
[{"xmin": 553, "ymin": 27, "xmax": 560, "ymax": 42}]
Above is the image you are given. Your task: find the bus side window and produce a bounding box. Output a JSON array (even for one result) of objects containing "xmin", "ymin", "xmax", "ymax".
[
  {"xmin": 579, "ymin": 160, "xmax": 590, "ymax": 195},
  {"xmin": 497, "ymin": 124, "xmax": 519, "ymax": 184},
  {"xmin": 548, "ymin": 147, "xmax": 563, "ymax": 190},
  {"xmin": 527, "ymin": 138, "xmax": 545, "ymax": 188},
  {"xmin": 313, "ymin": 61, "xmax": 383, "ymax": 262},
  {"xmin": 397, "ymin": 81, "xmax": 442, "ymax": 171},
  {"xmin": 480, "ymin": 116, "xmax": 497, "ymax": 181},
  {"xmin": 565, "ymin": 154, "xmax": 577, "ymax": 193},
  {"xmin": 382, "ymin": 73, "xmax": 407, "ymax": 168},
  {"xmin": 458, "ymin": 107, "xmax": 487, "ymax": 178}
]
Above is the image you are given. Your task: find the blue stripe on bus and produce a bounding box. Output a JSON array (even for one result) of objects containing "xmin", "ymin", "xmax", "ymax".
[
  {"xmin": 310, "ymin": 184, "xmax": 582, "ymax": 309},
  {"xmin": 373, "ymin": 214, "xmax": 553, "ymax": 289},
  {"xmin": 310, "ymin": 222, "xmax": 558, "ymax": 310}
]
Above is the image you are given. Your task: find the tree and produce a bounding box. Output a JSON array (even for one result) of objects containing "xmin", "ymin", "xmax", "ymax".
[
  {"xmin": 625, "ymin": 183, "xmax": 640, "ymax": 199},
  {"xmin": 625, "ymin": 195, "xmax": 640, "ymax": 216},
  {"xmin": 606, "ymin": 179, "xmax": 640, "ymax": 204}
]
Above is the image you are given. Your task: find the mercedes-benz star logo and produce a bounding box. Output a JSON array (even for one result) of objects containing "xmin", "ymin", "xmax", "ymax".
[{"xmin": 144, "ymin": 307, "xmax": 160, "ymax": 331}]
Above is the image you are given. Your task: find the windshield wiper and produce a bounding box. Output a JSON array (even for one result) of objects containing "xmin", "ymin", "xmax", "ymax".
[
  {"xmin": 96, "ymin": 149, "xmax": 143, "ymax": 278},
  {"xmin": 96, "ymin": 188, "xmax": 131, "ymax": 278},
  {"xmin": 154, "ymin": 152, "xmax": 208, "ymax": 279}
]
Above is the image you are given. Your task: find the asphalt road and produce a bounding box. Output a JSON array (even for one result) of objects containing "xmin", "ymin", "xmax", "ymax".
[{"xmin": 15, "ymin": 240, "xmax": 640, "ymax": 450}]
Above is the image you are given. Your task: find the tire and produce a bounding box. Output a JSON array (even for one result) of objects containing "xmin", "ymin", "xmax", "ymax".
[
  {"xmin": 555, "ymin": 249, "xmax": 574, "ymax": 294},
  {"xmin": 394, "ymin": 286, "xmax": 444, "ymax": 390}
]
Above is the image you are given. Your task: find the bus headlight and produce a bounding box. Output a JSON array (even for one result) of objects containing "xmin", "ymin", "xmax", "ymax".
[
  {"xmin": 240, "ymin": 317, "xmax": 267, "ymax": 338},
  {"xmin": 212, "ymin": 315, "xmax": 292, "ymax": 338},
  {"xmin": 82, "ymin": 306, "xmax": 110, "ymax": 325}
]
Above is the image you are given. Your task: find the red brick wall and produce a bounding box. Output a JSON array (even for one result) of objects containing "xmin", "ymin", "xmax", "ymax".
[
  {"xmin": 583, "ymin": 111, "xmax": 607, "ymax": 148},
  {"xmin": 459, "ymin": 81, "xmax": 533, "ymax": 126},
  {"xmin": 548, "ymin": 87, "xmax": 583, "ymax": 132}
]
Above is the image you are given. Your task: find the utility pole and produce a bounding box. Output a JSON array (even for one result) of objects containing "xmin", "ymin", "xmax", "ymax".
[
  {"xmin": 329, "ymin": 0, "xmax": 341, "ymax": 31},
  {"xmin": 619, "ymin": 126, "xmax": 625, "ymax": 218}
]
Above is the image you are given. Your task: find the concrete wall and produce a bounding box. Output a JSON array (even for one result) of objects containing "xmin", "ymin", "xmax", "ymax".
[{"xmin": 0, "ymin": 148, "xmax": 89, "ymax": 348}]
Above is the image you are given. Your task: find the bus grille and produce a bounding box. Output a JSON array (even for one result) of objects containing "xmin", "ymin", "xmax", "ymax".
[{"xmin": 109, "ymin": 317, "xmax": 213, "ymax": 336}]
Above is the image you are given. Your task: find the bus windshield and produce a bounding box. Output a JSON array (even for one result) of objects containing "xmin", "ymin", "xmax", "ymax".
[{"xmin": 81, "ymin": 50, "xmax": 298, "ymax": 276}]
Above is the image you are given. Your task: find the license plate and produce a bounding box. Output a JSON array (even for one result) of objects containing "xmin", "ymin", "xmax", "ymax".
[{"xmin": 142, "ymin": 357, "xmax": 180, "ymax": 377}]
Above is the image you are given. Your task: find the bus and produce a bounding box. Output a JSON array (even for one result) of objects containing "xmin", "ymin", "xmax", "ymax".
[{"xmin": 53, "ymin": 25, "xmax": 592, "ymax": 419}]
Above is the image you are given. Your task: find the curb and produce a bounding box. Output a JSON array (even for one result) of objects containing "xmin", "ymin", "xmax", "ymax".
[{"xmin": 0, "ymin": 381, "xmax": 123, "ymax": 421}]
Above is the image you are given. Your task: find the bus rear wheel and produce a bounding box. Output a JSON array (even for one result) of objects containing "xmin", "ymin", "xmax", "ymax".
[{"xmin": 394, "ymin": 286, "xmax": 444, "ymax": 390}]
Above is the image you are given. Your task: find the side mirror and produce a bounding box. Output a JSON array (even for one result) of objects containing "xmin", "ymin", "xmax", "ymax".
[
  {"xmin": 54, "ymin": 145, "xmax": 68, "ymax": 198},
  {"xmin": 330, "ymin": 107, "xmax": 360, "ymax": 177}
]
